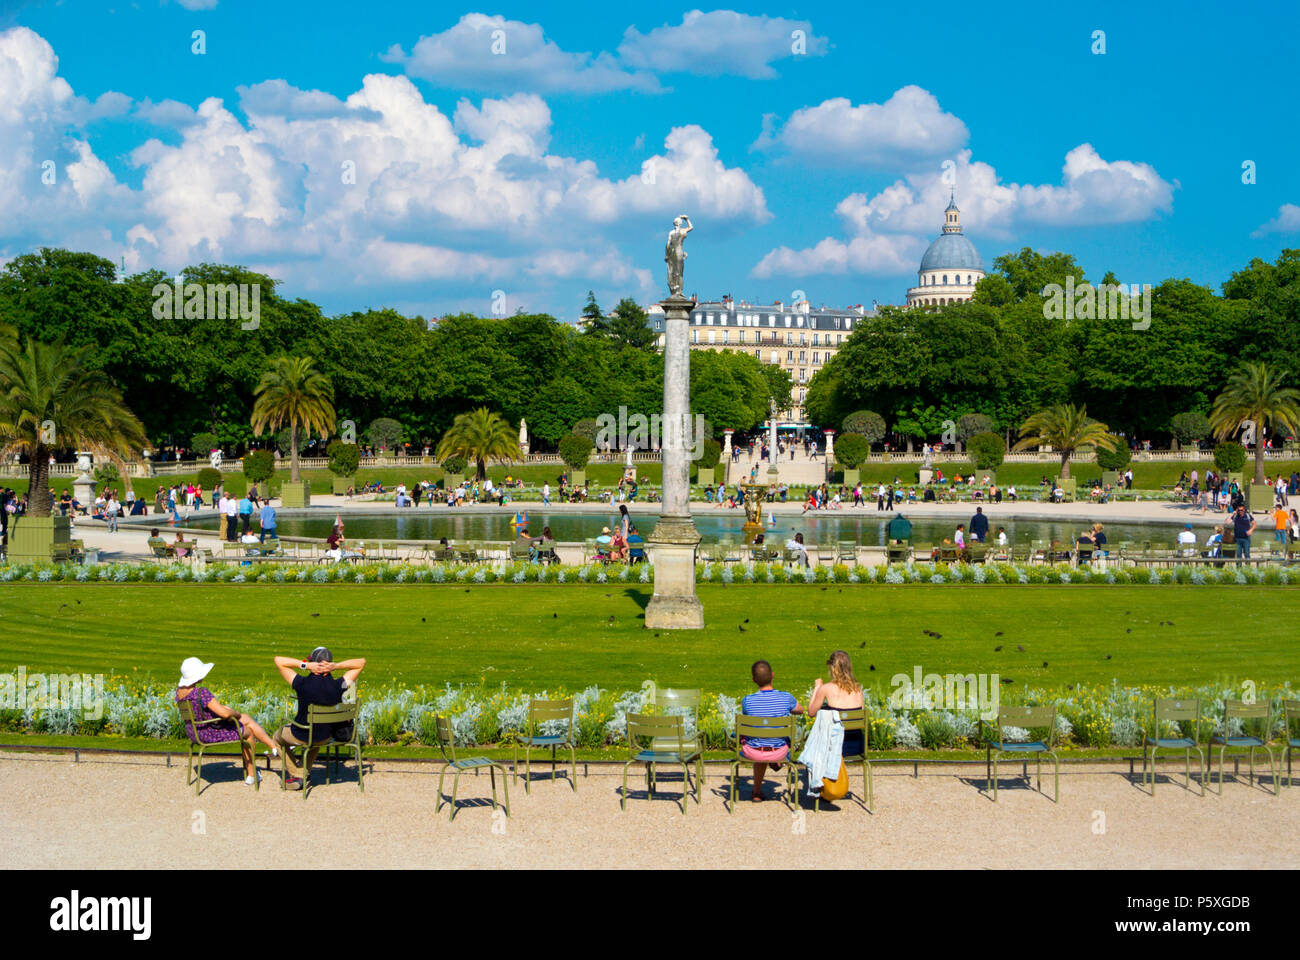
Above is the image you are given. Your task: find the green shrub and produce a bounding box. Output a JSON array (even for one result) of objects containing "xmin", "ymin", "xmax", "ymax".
[
  {"xmin": 93, "ymin": 462, "xmax": 121, "ymax": 487},
  {"xmin": 1214, "ymin": 441, "xmax": 1246, "ymax": 473},
  {"xmin": 196, "ymin": 467, "xmax": 222, "ymax": 489},
  {"xmin": 956, "ymin": 413, "xmax": 993, "ymax": 442},
  {"xmin": 1094, "ymin": 435, "xmax": 1132, "ymax": 471},
  {"xmin": 841, "ymin": 410, "xmax": 885, "ymax": 443},
  {"xmin": 442, "ymin": 456, "xmax": 468, "ymax": 475},
  {"xmin": 966, "ymin": 431, "xmax": 1005, "ymax": 470},
  {"xmin": 834, "ymin": 433, "xmax": 871, "ymax": 468},
  {"xmin": 1170, "ymin": 411, "xmax": 1211, "ymax": 447},
  {"xmin": 697, "ymin": 437, "xmax": 722, "ymax": 470},
  {"xmin": 558, "ymin": 433, "xmax": 592, "ymax": 470},
  {"xmin": 327, "ymin": 440, "xmax": 360, "ymax": 477},
  {"xmin": 191, "ymin": 432, "xmax": 219, "ymax": 455},
  {"xmin": 917, "ymin": 712, "xmax": 957, "ymax": 749},
  {"xmin": 570, "ymin": 418, "xmax": 599, "ymax": 442},
  {"xmin": 242, "ymin": 449, "xmax": 275, "ymax": 483},
  {"xmin": 366, "ymin": 417, "xmax": 404, "ymax": 454}
]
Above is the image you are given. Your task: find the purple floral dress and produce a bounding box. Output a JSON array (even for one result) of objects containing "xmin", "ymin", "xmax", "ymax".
[{"xmin": 178, "ymin": 687, "xmax": 240, "ymax": 744}]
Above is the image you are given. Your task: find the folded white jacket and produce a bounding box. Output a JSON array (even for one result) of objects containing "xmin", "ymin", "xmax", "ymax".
[{"xmin": 797, "ymin": 708, "xmax": 844, "ymax": 795}]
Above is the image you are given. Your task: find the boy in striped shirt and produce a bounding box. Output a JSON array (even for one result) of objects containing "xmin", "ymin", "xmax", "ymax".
[{"xmin": 740, "ymin": 660, "xmax": 804, "ymax": 801}]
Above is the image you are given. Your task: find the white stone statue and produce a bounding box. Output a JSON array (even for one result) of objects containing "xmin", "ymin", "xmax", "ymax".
[
  {"xmin": 922, "ymin": 443, "xmax": 933, "ymax": 469},
  {"xmin": 209, "ymin": 448, "xmax": 223, "ymax": 470},
  {"xmin": 665, "ymin": 214, "xmax": 693, "ymax": 297}
]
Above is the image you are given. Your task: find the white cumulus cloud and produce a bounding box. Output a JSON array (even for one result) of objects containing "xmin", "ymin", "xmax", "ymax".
[
  {"xmin": 1251, "ymin": 203, "xmax": 1300, "ymax": 237},
  {"xmin": 617, "ymin": 9, "xmax": 828, "ymax": 79}
]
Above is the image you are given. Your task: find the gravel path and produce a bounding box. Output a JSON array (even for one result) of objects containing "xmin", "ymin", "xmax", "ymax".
[{"xmin": 2, "ymin": 753, "xmax": 1294, "ymax": 869}]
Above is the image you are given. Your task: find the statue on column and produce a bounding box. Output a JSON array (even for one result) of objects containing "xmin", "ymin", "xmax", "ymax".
[{"xmin": 665, "ymin": 215, "xmax": 693, "ymax": 297}]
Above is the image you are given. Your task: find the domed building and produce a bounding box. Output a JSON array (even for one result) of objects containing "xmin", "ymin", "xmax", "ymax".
[{"xmin": 906, "ymin": 194, "xmax": 985, "ymax": 307}]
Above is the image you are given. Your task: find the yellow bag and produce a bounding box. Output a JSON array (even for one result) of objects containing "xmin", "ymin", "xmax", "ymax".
[{"xmin": 820, "ymin": 760, "xmax": 849, "ymax": 801}]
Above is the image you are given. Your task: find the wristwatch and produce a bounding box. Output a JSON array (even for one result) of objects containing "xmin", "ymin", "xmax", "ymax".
[{"xmin": 300, "ymin": 661, "xmax": 308, "ymax": 670}]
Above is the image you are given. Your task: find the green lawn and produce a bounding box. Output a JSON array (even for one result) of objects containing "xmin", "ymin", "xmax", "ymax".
[{"xmin": 1, "ymin": 583, "xmax": 1294, "ymax": 696}]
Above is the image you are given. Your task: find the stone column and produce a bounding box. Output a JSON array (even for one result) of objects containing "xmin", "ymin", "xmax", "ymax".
[
  {"xmin": 645, "ymin": 294, "xmax": 704, "ymax": 629},
  {"xmin": 722, "ymin": 429, "xmax": 733, "ymax": 459},
  {"xmin": 823, "ymin": 429, "xmax": 836, "ymax": 464}
]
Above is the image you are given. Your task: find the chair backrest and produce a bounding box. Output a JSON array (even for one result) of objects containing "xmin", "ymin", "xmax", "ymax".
[
  {"xmin": 652, "ymin": 688, "xmax": 701, "ymax": 730},
  {"xmin": 527, "ymin": 697, "xmax": 574, "ymax": 736},
  {"xmin": 627, "ymin": 713, "xmax": 684, "ymax": 756},
  {"xmin": 148, "ymin": 538, "xmax": 169, "ymax": 557},
  {"xmin": 1284, "ymin": 700, "xmax": 1300, "ymax": 740},
  {"xmin": 1223, "ymin": 699, "xmax": 1272, "ymax": 738},
  {"xmin": 293, "ymin": 701, "xmax": 358, "ymax": 744},
  {"xmin": 734, "ymin": 713, "xmax": 796, "ymax": 747},
  {"xmin": 433, "ymin": 714, "xmax": 457, "ymax": 761},
  {"xmin": 837, "ymin": 706, "xmax": 868, "ymax": 756},
  {"xmin": 177, "ymin": 696, "xmax": 226, "ymax": 745},
  {"xmin": 997, "ymin": 705, "xmax": 1056, "ymax": 745},
  {"xmin": 1153, "ymin": 697, "xmax": 1201, "ymax": 740}
]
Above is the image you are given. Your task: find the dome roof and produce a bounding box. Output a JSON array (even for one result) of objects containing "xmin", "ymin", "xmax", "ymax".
[{"xmin": 919, "ymin": 232, "xmax": 983, "ymax": 272}]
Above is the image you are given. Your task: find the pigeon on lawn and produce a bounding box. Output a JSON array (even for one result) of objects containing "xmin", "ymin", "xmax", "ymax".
[
  {"xmin": 816, "ymin": 624, "xmax": 825, "ymax": 632},
  {"xmin": 994, "ymin": 646, "xmax": 1003, "ymax": 652},
  {"xmin": 1016, "ymin": 645, "xmax": 1025, "ymax": 652}
]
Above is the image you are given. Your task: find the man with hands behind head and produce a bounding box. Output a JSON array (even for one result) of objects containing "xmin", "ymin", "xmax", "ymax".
[{"xmin": 273, "ymin": 647, "xmax": 366, "ymax": 790}]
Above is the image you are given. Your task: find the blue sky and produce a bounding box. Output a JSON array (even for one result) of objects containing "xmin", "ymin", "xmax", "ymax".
[{"xmin": 1, "ymin": 0, "xmax": 1297, "ymax": 320}]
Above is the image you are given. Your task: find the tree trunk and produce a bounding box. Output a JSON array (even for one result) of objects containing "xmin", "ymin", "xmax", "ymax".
[
  {"xmin": 1255, "ymin": 439, "xmax": 1266, "ymax": 486},
  {"xmin": 290, "ymin": 422, "xmax": 300, "ymax": 483},
  {"xmin": 29, "ymin": 444, "xmax": 52, "ymax": 516},
  {"xmin": 1059, "ymin": 450, "xmax": 1071, "ymax": 480},
  {"xmin": 477, "ymin": 457, "xmax": 487, "ymax": 481}
]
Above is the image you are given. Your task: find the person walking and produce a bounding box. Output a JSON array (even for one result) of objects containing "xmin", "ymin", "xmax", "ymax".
[{"xmin": 259, "ymin": 498, "xmax": 277, "ymax": 543}]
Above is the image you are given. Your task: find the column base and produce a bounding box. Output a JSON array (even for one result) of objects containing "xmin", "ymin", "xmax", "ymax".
[{"xmin": 645, "ymin": 516, "xmax": 703, "ymax": 630}]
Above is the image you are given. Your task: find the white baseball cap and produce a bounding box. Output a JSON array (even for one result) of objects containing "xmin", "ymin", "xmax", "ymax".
[{"xmin": 177, "ymin": 657, "xmax": 214, "ymax": 687}]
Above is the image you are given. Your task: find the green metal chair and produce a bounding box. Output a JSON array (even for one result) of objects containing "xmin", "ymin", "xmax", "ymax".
[
  {"xmin": 433, "ymin": 715, "xmax": 509, "ymax": 820},
  {"xmin": 513, "ymin": 697, "xmax": 578, "ymax": 793},
  {"xmin": 886, "ymin": 542, "xmax": 910, "ymax": 563},
  {"xmin": 622, "ymin": 713, "xmax": 702, "ymax": 814},
  {"xmin": 280, "ymin": 702, "xmax": 363, "ymax": 800},
  {"xmin": 966, "ymin": 542, "xmax": 988, "ymax": 564},
  {"xmin": 1283, "ymin": 700, "xmax": 1300, "ymax": 789},
  {"xmin": 728, "ymin": 714, "xmax": 799, "ymax": 812},
  {"xmin": 812, "ymin": 706, "xmax": 873, "ymax": 813},
  {"xmin": 178, "ymin": 698, "xmax": 260, "ymax": 795},
  {"xmin": 1141, "ymin": 698, "xmax": 1204, "ymax": 796},
  {"xmin": 649, "ymin": 688, "xmax": 705, "ymax": 782},
  {"xmin": 837, "ymin": 541, "xmax": 857, "ymax": 565},
  {"xmin": 1211, "ymin": 700, "xmax": 1279, "ymax": 795},
  {"xmin": 982, "ymin": 705, "xmax": 1059, "ymax": 802}
]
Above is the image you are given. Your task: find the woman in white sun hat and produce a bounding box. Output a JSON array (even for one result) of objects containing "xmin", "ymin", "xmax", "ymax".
[{"xmin": 175, "ymin": 657, "xmax": 278, "ymax": 785}]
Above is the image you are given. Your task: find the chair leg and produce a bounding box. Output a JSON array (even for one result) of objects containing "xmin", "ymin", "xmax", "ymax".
[
  {"xmin": 569, "ymin": 744, "xmax": 578, "ymax": 792},
  {"xmin": 991, "ymin": 753, "xmax": 999, "ymax": 802},
  {"xmin": 1193, "ymin": 747, "xmax": 1205, "ymax": 797},
  {"xmin": 680, "ymin": 762, "xmax": 689, "ymax": 815},
  {"xmin": 728, "ymin": 760, "xmax": 738, "ymax": 813},
  {"xmin": 449, "ymin": 771, "xmax": 461, "ymax": 821}
]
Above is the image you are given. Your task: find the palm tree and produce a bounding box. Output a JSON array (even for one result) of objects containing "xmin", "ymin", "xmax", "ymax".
[
  {"xmin": 250, "ymin": 356, "xmax": 335, "ymax": 483},
  {"xmin": 436, "ymin": 408, "xmax": 518, "ymax": 481},
  {"xmin": 0, "ymin": 337, "xmax": 148, "ymax": 517},
  {"xmin": 1012, "ymin": 403, "xmax": 1116, "ymax": 480},
  {"xmin": 1209, "ymin": 362, "xmax": 1300, "ymax": 485}
]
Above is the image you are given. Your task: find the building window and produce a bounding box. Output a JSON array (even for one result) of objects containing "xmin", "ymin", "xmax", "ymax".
[
  {"xmin": 769, "ymin": 317, "xmax": 775, "ymax": 327},
  {"xmin": 708, "ymin": 330, "xmax": 715, "ymax": 343},
  {"xmin": 722, "ymin": 330, "xmax": 729, "ymax": 343},
  {"xmin": 755, "ymin": 349, "xmax": 761, "ymax": 359},
  {"xmin": 943, "ymin": 274, "xmax": 948, "ymax": 285},
  {"xmin": 770, "ymin": 350, "xmax": 778, "ymax": 364},
  {"xmin": 813, "ymin": 352, "xmax": 820, "ymax": 364},
  {"xmin": 799, "ymin": 334, "xmax": 806, "ymax": 345},
  {"xmin": 846, "ymin": 319, "xmax": 852, "ymax": 329},
  {"xmin": 836, "ymin": 334, "xmax": 842, "ymax": 344},
  {"xmin": 737, "ymin": 330, "xmax": 745, "ymax": 343},
  {"xmin": 799, "ymin": 351, "xmax": 806, "ymax": 363},
  {"xmin": 799, "ymin": 369, "xmax": 806, "ymax": 382},
  {"xmin": 692, "ymin": 330, "xmax": 698, "ymax": 343},
  {"xmin": 787, "ymin": 350, "xmax": 794, "ymax": 362},
  {"xmin": 812, "ymin": 333, "xmax": 819, "ymax": 345},
  {"xmin": 785, "ymin": 316, "xmax": 791, "ymax": 327}
]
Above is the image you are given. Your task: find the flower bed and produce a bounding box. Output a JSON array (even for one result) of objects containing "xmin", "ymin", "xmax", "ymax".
[
  {"xmin": 1, "ymin": 675, "xmax": 1293, "ymax": 752},
  {"xmin": 1, "ymin": 559, "xmax": 1297, "ymax": 586}
]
